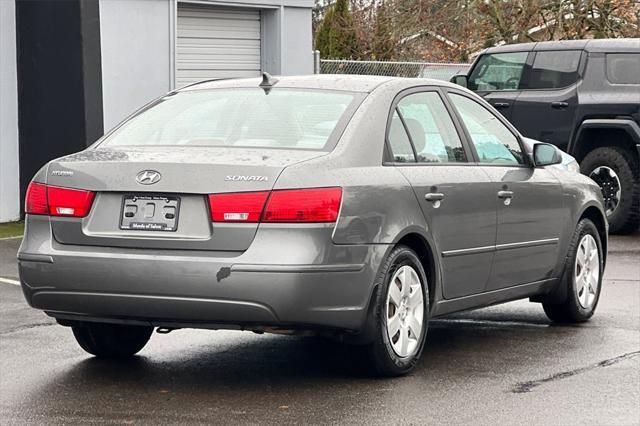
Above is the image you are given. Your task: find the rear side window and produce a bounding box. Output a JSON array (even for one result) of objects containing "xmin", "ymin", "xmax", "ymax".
[
  {"xmin": 387, "ymin": 111, "xmax": 416, "ymax": 163},
  {"xmin": 527, "ymin": 51, "xmax": 581, "ymax": 90},
  {"xmin": 100, "ymin": 89, "xmax": 359, "ymax": 151},
  {"xmin": 396, "ymin": 92, "xmax": 467, "ymax": 163},
  {"xmin": 449, "ymin": 94, "xmax": 525, "ymax": 165},
  {"xmin": 468, "ymin": 52, "xmax": 528, "ymax": 91},
  {"xmin": 606, "ymin": 53, "xmax": 640, "ymax": 84}
]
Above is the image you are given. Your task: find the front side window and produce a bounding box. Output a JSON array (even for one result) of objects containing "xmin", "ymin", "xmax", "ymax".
[
  {"xmin": 527, "ymin": 51, "xmax": 581, "ymax": 89},
  {"xmin": 468, "ymin": 52, "xmax": 528, "ymax": 91},
  {"xmin": 396, "ymin": 92, "xmax": 467, "ymax": 163},
  {"xmin": 100, "ymin": 89, "xmax": 359, "ymax": 151},
  {"xmin": 606, "ymin": 53, "xmax": 640, "ymax": 84},
  {"xmin": 449, "ymin": 94, "xmax": 525, "ymax": 165}
]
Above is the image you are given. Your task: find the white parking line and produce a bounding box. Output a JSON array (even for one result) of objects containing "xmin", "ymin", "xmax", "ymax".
[
  {"xmin": 0, "ymin": 277, "xmax": 20, "ymax": 286},
  {"xmin": 0, "ymin": 236, "xmax": 22, "ymax": 241}
]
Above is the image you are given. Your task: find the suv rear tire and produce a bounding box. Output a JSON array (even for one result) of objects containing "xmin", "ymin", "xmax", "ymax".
[
  {"xmin": 72, "ymin": 323, "xmax": 153, "ymax": 358},
  {"xmin": 581, "ymin": 146, "xmax": 639, "ymax": 234}
]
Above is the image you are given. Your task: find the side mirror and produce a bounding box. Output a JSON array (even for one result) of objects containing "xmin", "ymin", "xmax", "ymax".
[
  {"xmin": 450, "ymin": 74, "xmax": 468, "ymax": 88},
  {"xmin": 533, "ymin": 143, "xmax": 562, "ymax": 167}
]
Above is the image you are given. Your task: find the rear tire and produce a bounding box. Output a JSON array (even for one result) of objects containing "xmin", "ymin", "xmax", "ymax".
[
  {"xmin": 581, "ymin": 146, "xmax": 639, "ymax": 234},
  {"xmin": 72, "ymin": 323, "xmax": 153, "ymax": 358},
  {"xmin": 543, "ymin": 218, "xmax": 603, "ymax": 323},
  {"xmin": 365, "ymin": 245, "xmax": 429, "ymax": 377}
]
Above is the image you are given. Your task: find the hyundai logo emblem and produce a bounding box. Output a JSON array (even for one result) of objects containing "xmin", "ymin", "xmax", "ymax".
[{"xmin": 136, "ymin": 170, "xmax": 162, "ymax": 185}]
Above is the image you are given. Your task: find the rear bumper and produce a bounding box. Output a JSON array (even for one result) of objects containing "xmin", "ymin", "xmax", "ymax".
[{"xmin": 18, "ymin": 216, "xmax": 388, "ymax": 331}]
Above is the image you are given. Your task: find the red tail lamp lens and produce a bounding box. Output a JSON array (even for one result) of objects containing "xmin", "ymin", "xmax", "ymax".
[
  {"xmin": 208, "ymin": 191, "xmax": 270, "ymax": 222},
  {"xmin": 47, "ymin": 186, "xmax": 95, "ymax": 217},
  {"xmin": 262, "ymin": 187, "xmax": 342, "ymax": 223},
  {"xmin": 25, "ymin": 182, "xmax": 48, "ymax": 215},
  {"xmin": 25, "ymin": 182, "xmax": 95, "ymax": 218}
]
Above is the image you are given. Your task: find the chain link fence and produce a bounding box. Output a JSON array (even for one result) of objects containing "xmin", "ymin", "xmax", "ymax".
[{"xmin": 318, "ymin": 59, "xmax": 471, "ymax": 81}]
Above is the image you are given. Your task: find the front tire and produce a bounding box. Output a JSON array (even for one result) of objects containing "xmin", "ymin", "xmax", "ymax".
[
  {"xmin": 581, "ymin": 146, "xmax": 639, "ymax": 234},
  {"xmin": 365, "ymin": 245, "xmax": 429, "ymax": 377},
  {"xmin": 72, "ymin": 322, "xmax": 153, "ymax": 358},
  {"xmin": 543, "ymin": 218, "xmax": 603, "ymax": 323}
]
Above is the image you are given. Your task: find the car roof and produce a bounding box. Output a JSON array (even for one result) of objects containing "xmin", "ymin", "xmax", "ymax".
[
  {"xmin": 177, "ymin": 74, "xmax": 455, "ymax": 94},
  {"xmin": 482, "ymin": 38, "xmax": 639, "ymax": 55}
]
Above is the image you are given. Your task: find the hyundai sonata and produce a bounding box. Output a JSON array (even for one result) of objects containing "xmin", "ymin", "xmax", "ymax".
[{"xmin": 19, "ymin": 74, "xmax": 607, "ymax": 376}]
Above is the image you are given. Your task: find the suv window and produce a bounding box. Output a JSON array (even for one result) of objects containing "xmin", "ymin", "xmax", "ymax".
[
  {"xmin": 449, "ymin": 94, "xmax": 525, "ymax": 165},
  {"xmin": 396, "ymin": 92, "xmax": 467, "ymax": 163},
  {"xmin": 527, "ymin": 50, "xmax": 581, "ymax": 90},
  {"xmin": 606, "ymin": 53, "xmax": 640, "ymax": 84},
  {"xmin": 387, "ymin": 110, "xmax": 416, "ymax": 163},
  {"xmin": 468, "ymin": 52, "xmax": 528, "ymax": 91}
]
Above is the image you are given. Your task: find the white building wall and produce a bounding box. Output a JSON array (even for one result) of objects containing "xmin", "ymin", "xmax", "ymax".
[
  {"xmin": 281, "ymin": 6, "xmax": 313, "ymax": 75},
  {"xmin": 99, "ymin": 0, "xmax": 173, "ymax": 132},
  {"xmin": 99, "ymin": 0, "xmax": 313, "ymax": 133},
  {"xmin": 0, "ymin": 0, "xmax": 20, "ymax": 223}
]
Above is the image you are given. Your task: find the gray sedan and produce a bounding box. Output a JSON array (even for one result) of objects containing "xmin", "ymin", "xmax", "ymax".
[{"xmin": 19, "ymin": 75, "xmax": 607, "ymax": 376}]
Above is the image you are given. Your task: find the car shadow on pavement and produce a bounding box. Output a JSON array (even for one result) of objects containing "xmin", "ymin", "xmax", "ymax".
[
  {"xmin": 28, "ymin": 314, "xmax": 569, "ymax": 384},
  {"xmin": 13, "ymin": 313, "xmax": 609, "ymax": 422}
]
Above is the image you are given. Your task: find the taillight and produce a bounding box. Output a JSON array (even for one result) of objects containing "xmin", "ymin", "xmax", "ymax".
[
  {"xmin": 208, "ymin": 191, "xmax": 269, "ymax": 223},
  {"xmin": 208, "ymin": 187, "xmax": 342, "ymax": 223},
  {"xmin": 47, "ymin": 186, "xmax": 95, "ymax": 217},
  {"xmin": 25, "ymin": 182, "xmax": 48, "ymax": 215},
  {"xmin": 25, "ymin": 182, "xmax": 95, "ymax": 218},
  {"xmin": 263, "ymin": 188, "xmax": 342, "ymax": 223}
]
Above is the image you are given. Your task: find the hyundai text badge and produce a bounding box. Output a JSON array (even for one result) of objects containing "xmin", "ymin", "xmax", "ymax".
[{"xmin": 136, "ymin": 170, "xmax": 162, "ymax": 185}]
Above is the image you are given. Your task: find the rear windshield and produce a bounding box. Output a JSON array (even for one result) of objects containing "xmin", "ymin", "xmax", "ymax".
[{"xmin": 100, "ymin": 88, "xmax": 360, "ymax": 151}]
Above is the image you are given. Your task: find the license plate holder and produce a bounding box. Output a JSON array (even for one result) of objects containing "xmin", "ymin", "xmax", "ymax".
[{"xmin": 119, "ymin": 195, "xmax": 180, "ymax": 232}]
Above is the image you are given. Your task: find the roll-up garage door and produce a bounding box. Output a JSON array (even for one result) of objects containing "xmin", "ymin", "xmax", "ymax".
[{"xmin": 176, "ymin": 4, "xmax": 261, "ymax": 88}]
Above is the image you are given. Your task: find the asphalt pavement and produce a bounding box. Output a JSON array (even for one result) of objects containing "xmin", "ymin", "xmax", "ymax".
[{"xmin": 0, "ymin": 234, "xmax": 638, "ymax": 425}]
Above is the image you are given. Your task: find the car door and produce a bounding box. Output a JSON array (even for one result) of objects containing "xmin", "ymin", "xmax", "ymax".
[
  {"xmin": 467, "ymin": 51, "xmax": 530, "ymax": 120},
  {"xmin": 447, "ymin": 91, "xmax": 565, "ymax": 290},
  {"xmin": 386, "ymin": 88, "xmax": 497, "ymax": 299},
  {"xmin": 510, "ymin": 50, "xmax": 582, "ymax": 151}
]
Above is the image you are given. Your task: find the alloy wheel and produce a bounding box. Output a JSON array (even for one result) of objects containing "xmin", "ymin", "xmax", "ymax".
[
  {"xmin": 575, "ymin": 234, "xmax": 600, "ymax": 309},
  {"xmin": 385, "ymin": 265, "xmax": 424, "ymax": 358},
  {"xmin": 589, "ymin": 166, "xmax": 622, "ymax": 216}
]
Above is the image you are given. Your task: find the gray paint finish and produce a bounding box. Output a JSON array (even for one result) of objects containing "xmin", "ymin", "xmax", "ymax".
[{"xmin": 18, "ymin": 75, "xmax": 607, "ymax": 334}]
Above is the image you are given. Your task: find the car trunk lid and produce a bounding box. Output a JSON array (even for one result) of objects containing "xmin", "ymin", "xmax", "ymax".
[{"xmin": 47, "ymin": 146, "xmax": 326, "ymax": 251}]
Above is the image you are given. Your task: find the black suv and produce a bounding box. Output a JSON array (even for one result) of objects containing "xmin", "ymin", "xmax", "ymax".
[{"xmin": 453, "ymin": 38, "xmax": 640, "ymax": 234}]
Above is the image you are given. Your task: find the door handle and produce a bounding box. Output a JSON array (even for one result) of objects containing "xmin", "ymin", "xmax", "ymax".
[
  {"xmin": 551, "ymin": 101, "xmax": 569, "ymax": 109},
  {"xmin": 497, "ymin": 190, "xmax": 514, "ymax": 199},
  {"xmin": 493, "ymin": 102, "xmax": 510, "ymax": 109},
  {"xmin": 425, "ymin": 193, "xmax": 445, "ymax": 201}
]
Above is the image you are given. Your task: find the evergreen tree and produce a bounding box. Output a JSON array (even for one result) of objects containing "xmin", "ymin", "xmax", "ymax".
[
  {"xmin": 372, "ymin": 1, "xmax": 395, "ymax": 60},
  {"xmin": 314, "ymin": 0, "xmax": 359, "ymax": 59}
]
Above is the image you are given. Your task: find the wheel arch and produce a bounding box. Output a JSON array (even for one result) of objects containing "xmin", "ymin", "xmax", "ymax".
[
  {"xmin": 391, "ymin": 227, "xmax": 440, "ymax": 311},
  {"xmin": 578, "ymin": 204, "xmax": 608, "ymax": 268},
  {"xmin": 351, "ymin": 227, "xmax": 439, "ymax": 344},
  {"xmin": 570, "ymin": 119, "xmax": 640, "ymax": 163},
  {"xmin": 533, "ymin": 202, "xmax": 608, "ymax": 305}
]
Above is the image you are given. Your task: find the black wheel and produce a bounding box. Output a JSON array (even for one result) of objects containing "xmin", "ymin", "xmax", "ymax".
[
  {"xmin": 365, "ymin": 245, "xmax": 429, "ymax": 377},
  {"xmin": 543, "ymin": 218, "xmax": 604, "ymax": 323},
  {"xmin": 72, "ymin": 322, "xmax": 153, "ymax": 358},
  {"xmin": 581, "ymin": 146, "xmax": 639, "ymax": 234}
]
